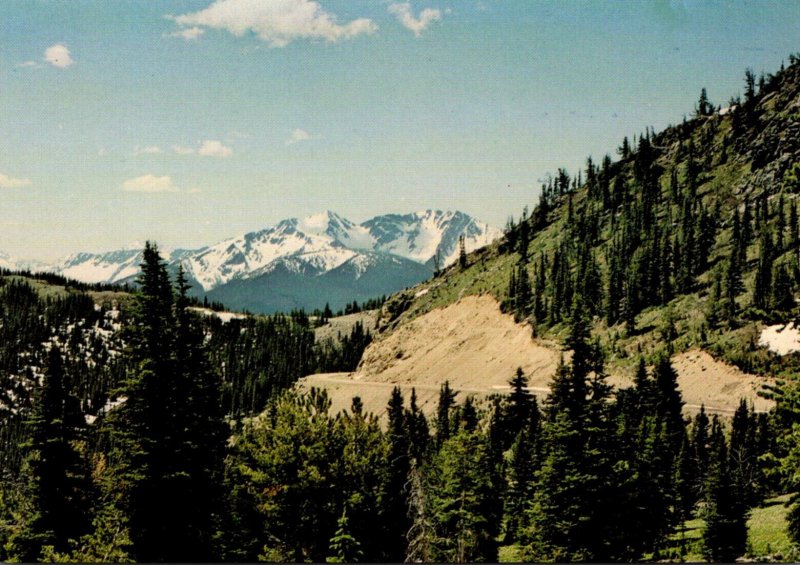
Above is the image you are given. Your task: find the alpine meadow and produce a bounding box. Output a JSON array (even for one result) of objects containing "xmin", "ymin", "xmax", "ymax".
[{"xmin": 4, "ymin": 1, "xmax": 800, "ymax": 563}]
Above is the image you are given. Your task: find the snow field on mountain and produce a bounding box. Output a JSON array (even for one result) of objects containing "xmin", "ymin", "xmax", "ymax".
[{"xmin": 25, "ymin": 210, "xmax": 502, "ymax": 294}]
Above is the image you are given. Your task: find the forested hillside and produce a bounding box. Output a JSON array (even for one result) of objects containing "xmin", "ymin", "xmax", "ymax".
[
  {"xmin": 378, "ymin": 55, "xmax": 800, "ymax": 380},
  {"xmin": 4, "ymin": 56, "xmax": 800, "ymax": 563}
]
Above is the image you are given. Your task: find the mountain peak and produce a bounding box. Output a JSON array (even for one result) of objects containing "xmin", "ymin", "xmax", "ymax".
[
  {"xmin": 298, "ymin": 210, "xmax": 350, "ymax": 234},
  {"xmin": 38, "ymin": 209, "xmax": 502, "ymax": 310}
]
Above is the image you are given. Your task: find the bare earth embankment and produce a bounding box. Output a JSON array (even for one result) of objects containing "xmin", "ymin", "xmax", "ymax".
[{"xmin": 298, "ymin": 295, "xmax": 775, "ymax": 418}]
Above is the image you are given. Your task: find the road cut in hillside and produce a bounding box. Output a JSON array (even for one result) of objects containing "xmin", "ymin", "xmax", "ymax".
[
  {"xmin": 297, "ymin": 295, "xmax": 774, "ymax": 419},
  {"xmin": 671, "ymin": 349, "xmax": 774, "ymax": 414},
  {"xmin": 357, "ymin": 294, "xmax": 565, "ymax": 389}
]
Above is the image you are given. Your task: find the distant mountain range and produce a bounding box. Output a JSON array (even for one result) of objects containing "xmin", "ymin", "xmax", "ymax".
[{"xmin": 5, "ymin": 210, "xmax": 501, "ymax": 313}]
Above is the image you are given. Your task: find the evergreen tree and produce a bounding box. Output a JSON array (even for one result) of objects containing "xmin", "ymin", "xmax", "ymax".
[
  {"xmin": 107, "ymin": 242, "xmax": 224, "ymax": 562},
  {"xmin": 406, "ymin": 388, "xmax": 430, "ymax": 461},
  {"xmin": 754, "ymin": 229, "xmax": 775, "ymax": 311},
  {"xmin": 653, "ymin": 354, "xmax": 684, "ymax": 447},
  {"xmin": 696, "ymin": 87, "xmax": 712, "ymax": 117},
  {"xmin": 771, "ymin": 262, "xmax": 794, "ymax": 313},
  {"xmin": 436, "ymin": 381, "xmax": 457, "ymax": 448},
  {"xmin": 675, "ymin": 431, "xmax": 699, "ymax": 523},
  {"xmin": 9, "ymin": 346, "xmax": 91, "ymax": 561},
  {"xmin": 744, "ymin": 68, "xmax": 757, "ymax": 104},
  {"xmin": 522, "ymin": 300, "xmax": 620, "ymax": 561},
  {"xmin": 504, "ymin": 408, "xmax": 539, "ymax": 543},
  {"xmin": 171, "ymin": 266, "xmax": 227, "ymax": 561},
  {"xmin": 724, "ymin": 256, "xmax": 743, "ymax": 322},
  {"xmin": 729, "ymin": 399, "xmax": 763, "ymax": 508},
  {"xmin": 429, "ymin": 430, "xmax": 503, "ymax": 562},
  {"xmin": 692, "ymin": 406, "xmax": 711, "ymax": 499},
  {"xmin": 702, "ymin": 428, "xmax": 748, "ymax": 562},
  {"xmin": 507, "ymin": 367, "xmax": 536, "ymax": 438},
  {"xmin": 381, "ymin": 387, "xmax": 411, "ymax": 561},
  {"xmin": 328, "ymin": 511, "xmax": 363, "ymax": 563},
  {"xmin": 606, "ymin": 251, "xmax": 624, "ymax": 325}
]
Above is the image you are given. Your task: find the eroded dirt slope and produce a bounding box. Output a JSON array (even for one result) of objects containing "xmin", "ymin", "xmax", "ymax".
[{"xmin": 299, "ymin": 295, "xmax": 774, "ymax": 418}]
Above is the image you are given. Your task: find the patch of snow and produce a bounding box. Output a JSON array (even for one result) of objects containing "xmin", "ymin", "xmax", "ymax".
[
  {"xmin": 188, "ymin": 307, "xmax": 247, "ymax": 323},
  {"xmin": 759, "ymin": 322, "xmax": 800, "ymax": 355}
]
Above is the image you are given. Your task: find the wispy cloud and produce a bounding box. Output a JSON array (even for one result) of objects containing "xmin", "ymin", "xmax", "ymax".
[
  {"xmin": 44, "ymin": 44, "xmax": 74, "ymax": 68},
  {"xmin": 0, "ymin": 173, "xmax": 32, "ymax": 189},
  {"xmin": 134, "ymin": 145, "xmax": 163, "ymax": 155},
  {"xmin": 121, "ymin": 174, "xmax": 179, "ymax": 193},
  {"xmin": 388, "ymin": 3, "xmax": 442, "ymax": 37},
  {"xmin": 285, "ymin": 128, "xmax": 315, "ymax": 145},
  {"xmin": 169, "ymin": 140, "xmax": 232, "ymax": 157},
  {"xmin": 172, "ymin": 144, "xmax": 195, "ymax": 155},
  {"xmin": 168, "ymin": 26, "xmax": 206, "ymax": 41},
  {"xmin": 16, "ymin": 60, "xmax": 40, "ymax": 69},
  {"xmin": 170, "ymin": 0, "xmax": 377, "ymax": 48},
  {"xmin": 198, "ymin": 139, "xmax": 233, "ymax": 157}
]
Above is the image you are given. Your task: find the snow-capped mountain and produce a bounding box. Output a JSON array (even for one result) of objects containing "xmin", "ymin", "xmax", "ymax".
[
  {"xmin": 176, "ymin": 210, "xmax": 500, "ymax": 292},
  {"xmin": 38, "ymin": 210, "xmax": 501, "ymax": 312},
  {"xmin": 364, "ymin": 210, "xmax": 499, "ymax": 266},
  {"xmin": 59, "ymin": 249, "xmax": 148, "ymax": 285},
  {"xmin": 57, "ymin": 247, "xmax": 197, "ymax": 286},
  {"xmin": 0, "ymin": 251, "xmax": 49, "ymax": 273}
]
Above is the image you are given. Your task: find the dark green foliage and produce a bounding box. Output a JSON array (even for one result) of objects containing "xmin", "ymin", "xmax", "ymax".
[
  {"xmin": 315, "ymin": 321, "xmax": 373, "ymax": 373},
  {"xmin": 522, "ymin": 302, "xmax": 621, "ymax": 561},
  {"xmin": 106, "ymin": 243, "xmax": 227, "ymax": 562},
  {"xmin": 507, "ymin": 367, "xmax": 536, "ymax": 438},
  {"xmin": 435, "ymin": 381, "xmax": 457, "ymax": 448},
  {"xmin": 381, "ymin": 387, "xmax": 412, "ymax": 561},
  {"xmin": 702, "ymin": 423, "xmax": 749, "ymax": 562},
  {"xmin": 696, "ymin": 87, "xmax": 713, "ymax": 117},
  {"xmin": 754, "ymin": 228, "xmax": 775, "ymax": 310},
  {"xmin": 328, "ymin": 511, "xmax": 363, "ymax": 563},
  {"xmin": 8, "ymin": 347, "xmax": 91, "ymax": 561},
  {"xmin": 504, "ymin": 401, "xmax": 539, "ymax": 544},
  {"xmin": 427, "ymin": 429, "xmax": 503, "ymax": 562},
  {"xmin": 406, "ymin": 388, "xmax": 431, "ymax": 461},
  {"xmin": 207, "ymin": 313, "xmax": 315, "ymax": 417}
]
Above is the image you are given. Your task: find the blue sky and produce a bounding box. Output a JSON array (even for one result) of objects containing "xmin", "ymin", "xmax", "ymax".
[{"xmin": 1, "ymin": 0, "xmax": 798, "ymax": 260}]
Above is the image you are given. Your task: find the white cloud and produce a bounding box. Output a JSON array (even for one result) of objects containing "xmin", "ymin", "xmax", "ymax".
[
  {"xmin": 134, "ymin": 145, "xmax": 163, "ymax": 155},
  {"xmin": 198, "ymin": 139, "xmax": 233, "ymax": 158},
  {"xmin": 286, "ymin": 128, "xmax": 314, "ymax": 145},
  {"xmin": 172, "ymin": 144, "xmax": 196, "ymax": 155},
  {"xmin": 171, "ymin": 0, "xmax": 377, "ymax": 48},
  {"xmin": 169, "ymin": 26, "xmax": 206, "ymax": 40},
  {"xmin": 0, "ymin": 173, "xmax": 32, "ymax": 189},
  {"xmin": 16, "ymin": 60, "xmax": 40, "ymax": 68},
  {"xmin": 388, "ymin": 3, "xmax": 442, "ymax": 37},
  {"xmin": 121, "ymin": 174, "xmax": 179, "ymax": 193},
  {"xmin": 44, "ymin": 44, "xmax": 74, "ymax": 68}
]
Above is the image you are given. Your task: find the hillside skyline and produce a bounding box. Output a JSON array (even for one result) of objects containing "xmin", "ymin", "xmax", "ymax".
[{"xmin": 2, "ymin": 0, "xmax": 799, "ymax": 261}]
